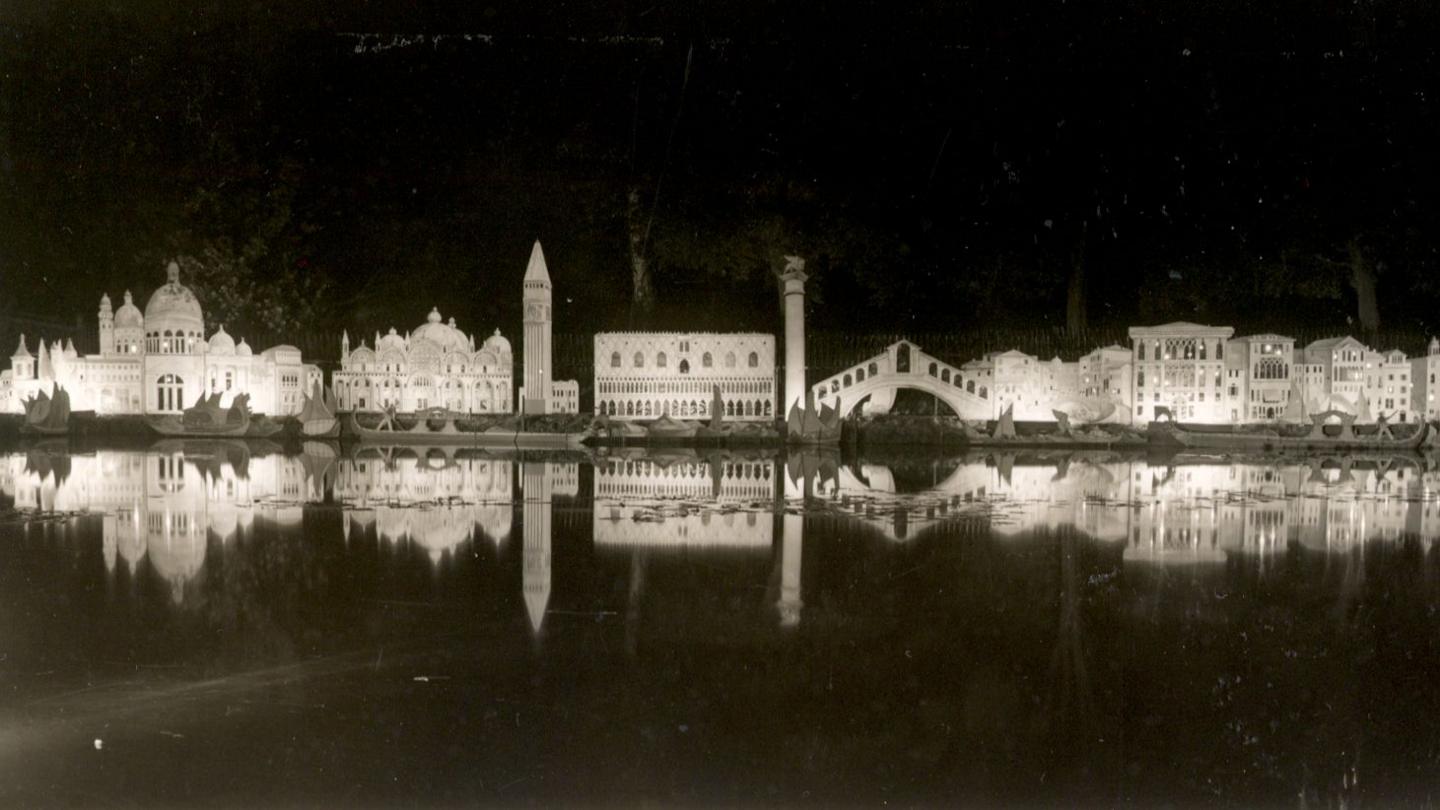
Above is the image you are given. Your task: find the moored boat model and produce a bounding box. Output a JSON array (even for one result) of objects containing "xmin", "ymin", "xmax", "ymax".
[
  {"xmin": 146, "ymin": 392, "xmax": 278, "ymax": 437},
  {"xmin": 20, "ymin": 383, "xmax": 72, "ymax": 436},
  {"xmin": 1165, "ymin": 409, "xmax": 1428, "ymax": 450},
  {"xmin": 297, "ymin": 381, "xmax": 340, "ymax": 437},
  {"xmin": 646, "ymin": 412, "xmax": 700, "ymax": 441},
  {"xmin": 960, "ymin": 403, "xmax": 1146, "ymax": 447},
  {"xmin": 786, "ymin": 390, "xmax": 841, "ymax": 445},
  {"xmin": 695, "ymin": 385, "xmax": 729, "ymax": 440},
  {"xmin": 345, "ymin": 405, "xmax": 586, "ymax": 448}
]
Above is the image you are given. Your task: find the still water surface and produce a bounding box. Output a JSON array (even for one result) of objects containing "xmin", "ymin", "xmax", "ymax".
[{"xmin": 4, "ymin": 443, "xmax": 1440, "ymax": 805}]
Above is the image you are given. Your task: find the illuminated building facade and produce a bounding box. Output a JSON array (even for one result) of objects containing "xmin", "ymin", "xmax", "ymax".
[
  {"xmin": 593, "ymin": 333, "xmax": 777, "ymax": 421},
  {"xmin": 1129, "ymin": 321, "xmax": 1234, "ymax": 424},
  {"xmin": 1, "ymin": 262, "xmax": 321, "ymax": 416}
]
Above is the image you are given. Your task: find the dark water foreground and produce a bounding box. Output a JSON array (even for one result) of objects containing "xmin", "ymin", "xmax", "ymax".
[{"xmin": 4, "ymin": 443, "xmax": 1440, "ymax": 806}]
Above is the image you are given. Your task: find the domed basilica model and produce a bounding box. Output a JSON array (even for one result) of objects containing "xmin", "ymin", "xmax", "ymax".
[
  {"xmin": 1, "ymin": 261, "xmax": 321, "ymax": 416},
  {"xmin": 333, "ymin": 307, "xmax": 515, "ymax": 413}
]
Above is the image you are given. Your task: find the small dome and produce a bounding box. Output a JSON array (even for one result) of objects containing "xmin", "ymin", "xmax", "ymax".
[
  {"xmin": 208, "ymin": 325, "xmax": 236, "ymax": 355},
  {"xmin": 236, "ymin": 338, "xmax": 252, "ymax": 357},
  {"xmin": 114, "ymin": 291, "xmax": 144, "ymax": 329},
  {"xmin": 144, "ymin": 262, "xmax": 204, "ymax": 335},
  {"xmin": 483, "ymin": 328, "xmax": 512, "ymax": 355},
  {"xmin": 378, "ymin": 328, "xmax": 407, "ymax": 352},
  {"xmin": 410, "ymin": 307, "xmax": 470, "ymax": 352}
]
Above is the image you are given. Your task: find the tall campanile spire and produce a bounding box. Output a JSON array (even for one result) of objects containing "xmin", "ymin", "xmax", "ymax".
[{"xmin": 522, "ymin": 240, "xmax": 554, "ymax": 415}]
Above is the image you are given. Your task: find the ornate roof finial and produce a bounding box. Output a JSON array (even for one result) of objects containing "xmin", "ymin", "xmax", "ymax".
[
  {"xmin": 427, "ymin": 307, "xmax": 442, "ymax": 324},
  {"xmin": 166, "ymin": 260, "xmax": 180, "ymax": 285},
  {"xmin": 123, "ymin": 290, "xmax": 133, "ymax": 305}
]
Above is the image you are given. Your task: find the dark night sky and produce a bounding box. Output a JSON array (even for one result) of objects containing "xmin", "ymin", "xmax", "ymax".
[{"xmin": 3, "ymin": 1, "xmax": 1439, "ymax": 344}]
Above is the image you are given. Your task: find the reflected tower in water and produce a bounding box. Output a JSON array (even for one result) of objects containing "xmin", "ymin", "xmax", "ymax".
[
  {"xmin": 521, "ymin": 460, "xmax": 578, "ymax": 636},
  {"xmin": 522, "ymin": 460, "xmax": 553, "ymax": 635}
]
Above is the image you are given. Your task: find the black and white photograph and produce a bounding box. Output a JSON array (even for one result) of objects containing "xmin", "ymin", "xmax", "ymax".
[{"xmin": 4, "ymin": 1, "xmax": 1440, "ymax": 805}]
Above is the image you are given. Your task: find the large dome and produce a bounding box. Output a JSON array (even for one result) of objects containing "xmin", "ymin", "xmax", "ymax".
[
  {"xmin": 144, "ymin": 262, "xmax": 205, "ymax": 335},
  {"xmin": 409, "ymin": 307, "xmax": 470, "ymax": 352}
]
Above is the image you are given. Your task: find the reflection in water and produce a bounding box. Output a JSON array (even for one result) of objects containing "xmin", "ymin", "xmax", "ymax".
[
  {"xmin": 338, "ymin": 449, "xmax": 518, "ymax": 563},
  {"xmin": 592, "ymin": 453, "xmax": 775, "ymax": 551},
  {"xmin": 808, "ymin": 452, "xmax": 1440, "ymax": 561},
  {"xmin": 6, "ymin": 446, "xmax": 1440, "ymax": 804},
  {"xmin": 6, "ymin": 448, "xmax": 1440, "ymax": 612}
]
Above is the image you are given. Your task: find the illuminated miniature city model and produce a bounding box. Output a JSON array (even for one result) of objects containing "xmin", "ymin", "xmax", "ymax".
[
  {"xmin": 0, "ymin": 261, "xmax": 320, "ymax": 416},
  {"xmin": 810, "ymin": 320, "xmax": 1422, "ymax": 426}
]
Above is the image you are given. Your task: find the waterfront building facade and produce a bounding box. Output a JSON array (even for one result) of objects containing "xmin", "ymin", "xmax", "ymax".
[
  {"xmin": 1, "ymin": 262, "xmax": 320, "ymax": 416},
  {"xmin": 1129, "ymin": 322, "xmax": 1234, "ymax": 424},
  {"xmin": 1223, "ymin": 333, "xmax": 1295, "ymax": 422},
  {"xmin": 1297, "ymin": 336, "xmax": 1370, "ymax": 415},
  {"xmin": 593, "ymin": 333, "xmax": 777, "ymax": 421},
  {"xmin": 1366, "ymin": 348, "xmax": 1412, "ymax": 422},
  {"xmin": 1410, "ymin": 338, "xmax": 1440, "ymax": 421},
  {"xmin": 1075, "ymin": 345, "xmax": 1134, "ymax": 423}
]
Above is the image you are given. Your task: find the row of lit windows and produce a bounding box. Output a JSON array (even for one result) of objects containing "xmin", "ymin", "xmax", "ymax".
[
  {"xmin": 1136, "ymin": 338, "xmax": 1225, "ymax": 361},
  {"xmin": 600, "ymin": 459, "xmax": 773, "ymax": 479},
  {"xmin": 596, "ymin": 379, "xmax": 770, "ymax": 395},
  {"xmin": 144, "ymin": 330, "xmax": 203, "ymax": 355},
  {"xmin": 596, "ymin": 399, "xmax": 773, "ymax": 418},
  {"xmin": 607, "ymin": 350, "xmax": 761, "ymax": 370},
  {"xmin": 1136, "ymin": 370, "xmax": 1224, "ymax": 389}
]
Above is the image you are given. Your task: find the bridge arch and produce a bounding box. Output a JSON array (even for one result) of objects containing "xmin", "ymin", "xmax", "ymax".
[
  {"xmin": 824, "ymin": 375, "xmax": 991, "ymax": 420},
  {"xmin": 813, "ymin": 340, "xmax": 992, "ymax": 421}
]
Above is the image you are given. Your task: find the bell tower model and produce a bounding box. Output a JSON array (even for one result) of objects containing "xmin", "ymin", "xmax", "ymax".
[
  {"xmin": 98, "ymin": 294, "xmax": 114, "ymax": 356},
  {"xmin": 522, "ymin": 239, "xmax": 554, "ymax": 415}
]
